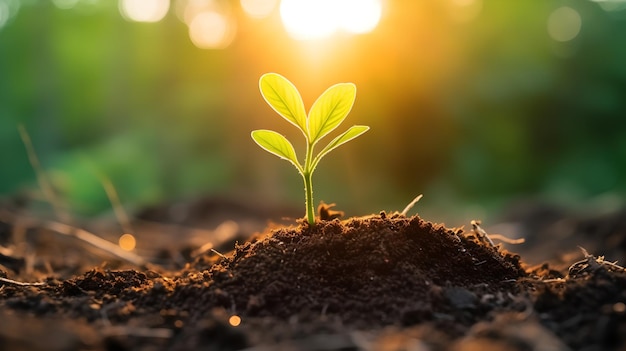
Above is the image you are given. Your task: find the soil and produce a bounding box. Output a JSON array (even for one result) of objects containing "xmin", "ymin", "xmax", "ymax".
[{"xmin": 0, "ymin": 198, "xmax": 625, "ymax": 351}]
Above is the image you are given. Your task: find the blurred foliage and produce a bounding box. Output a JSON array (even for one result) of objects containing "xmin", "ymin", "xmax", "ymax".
[{"xmin": 1, "ymin": 0, "xmax": 626, "ymax": 221}]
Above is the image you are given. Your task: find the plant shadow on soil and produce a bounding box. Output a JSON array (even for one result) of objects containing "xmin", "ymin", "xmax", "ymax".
[{"xmin": 0, "ymin": 198, "xmax": 626, "ymax": 351}]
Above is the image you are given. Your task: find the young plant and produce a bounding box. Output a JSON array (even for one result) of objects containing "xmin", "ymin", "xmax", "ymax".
[{"xmin": 251, "ymin": 73, "xmax": 369, "ymax": 226}]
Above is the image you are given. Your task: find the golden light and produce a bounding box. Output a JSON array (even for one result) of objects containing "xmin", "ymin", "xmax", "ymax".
[
  {"xmin": 240, "ymin": 0, "xmax": 278, "ymax": 19},
  {"xmin": 119, "ymin": 0, "xmax": 170, "ymax": 23},
  {"xmin": 188, "ymin": 10, "xmax": 236, "ymax": 49},
  {"xmin": 118, "ymin": 233, "xmax": 137, "ymax": 251},
  {"xmin": 228, "ymin": 315, "xmax": 242, "ymax": 327},
  {"xmin": 280, "ymin": 0, "xmax": 382, "ymax": 40},
  {"xmin": 547, "ymin": 6, "xmax": 582, "ymax": 42}
]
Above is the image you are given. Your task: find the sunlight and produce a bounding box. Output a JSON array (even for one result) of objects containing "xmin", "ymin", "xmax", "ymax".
[
  {"xmin": 280, "ymin": 0, "xmax": 335, "ymax": 40},
  {"xmin": 279, "ymin": 0, "xmax": 382, "ymax": 40},
  {"xmin": 119, "ymin": 0, "xmax": 170, "ymax": 23},
  {"xmin": 188, "ymin": 10, "xmax": 236, "ymax": 49},
  {"xmin": 240, "ymin": 0, "xmax": 277, "ymax": 19}
]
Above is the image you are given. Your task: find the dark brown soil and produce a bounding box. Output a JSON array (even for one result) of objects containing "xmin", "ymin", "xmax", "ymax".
[{"xmin": 1, "ymin": 200, "xmax": 625, "ymax": 351}]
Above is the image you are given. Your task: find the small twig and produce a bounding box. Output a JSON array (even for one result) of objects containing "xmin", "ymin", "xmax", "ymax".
[
  {"xmin": 190, "ymin": 220, "xmax": 240, "ymax": 258},
  {"xmin": 488, "ymin": 234, "xmax": 525, "ymax": 245},
  {"xmin": 568, "ymin": 246, "xmax": 626, "ymax": 277},
  {"xmin": 97, "ymin": 172, "xmax": 134, "ymax": 235},
  {"xmin": 401, "ymin": 194, "xmax": 423, "ymax": 216},
  {"xmin": 18, "ymin": 124, "xmax": 70, "ymax": 223},
  {"xmin": 0, "ymin": 276, "xmax": 45, "ymax": 287},
  {"xmin": 210, "ymin": 248, "xmax": 227, "ymax": 259},
  {"xmin": 0, "ymin": 211, "xmax": 145, "ymax": 266},
  {"xmin": 470, "ymin": 220, "xmax": 495, "ymax": 247},
  {"xmin": 45, "ymin": 220, "xmax": 146, "ymax": 266}
]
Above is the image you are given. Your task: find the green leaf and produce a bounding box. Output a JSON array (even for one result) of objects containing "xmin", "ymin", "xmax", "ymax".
[
  {"xmin": 311, "ymin": 125, "xmax": 369, "ymax": 170},
  {"xmin": 251, "ymin": 129, "xmax": 303, "ymax": 173},
  {"xmin": 307, "ymin": 83, "xmax": 356, "ymax": 144},
  {"xmin": 259, "ymin": 73, "xmax": 308, "ymax": 136}
]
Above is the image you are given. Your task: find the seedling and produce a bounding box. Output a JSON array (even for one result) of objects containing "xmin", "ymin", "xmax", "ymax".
[{"xmin": 251, "ymin": 73, "xmax": 369, "ymax": 226}]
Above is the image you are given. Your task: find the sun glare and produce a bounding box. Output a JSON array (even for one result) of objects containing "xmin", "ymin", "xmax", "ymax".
[
  {"xmin": 119, "ymin": 0, "xmax": 170, "ymax": 23},
  {"xmin": 280, "ymin": 0, "xmax": 382, "ymax": 40}
]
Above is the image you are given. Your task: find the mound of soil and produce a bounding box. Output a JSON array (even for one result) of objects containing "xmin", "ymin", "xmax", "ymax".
[{"xmin": 1, "ymin": 208, "xmax": 625, "ymax": 351}]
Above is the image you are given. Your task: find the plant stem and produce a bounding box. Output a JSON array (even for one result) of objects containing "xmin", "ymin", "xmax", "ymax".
[
  {"xmin": 303, "ymin": 141, "xmax": 315, "ymax": 226},
  {"xmin": 303, "ymin": 171, "xmax": 315, "ymax": 226}
]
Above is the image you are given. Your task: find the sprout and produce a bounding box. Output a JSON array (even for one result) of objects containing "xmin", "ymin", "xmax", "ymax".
[{"xmin": 251, "ymin": 73, "xmax": 369, "ymax": 226}]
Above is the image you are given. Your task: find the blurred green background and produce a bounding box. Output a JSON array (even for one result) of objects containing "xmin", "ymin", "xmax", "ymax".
[{"xmin": 1, "ymin": 0, "xmax": 625, "ymax": 223}]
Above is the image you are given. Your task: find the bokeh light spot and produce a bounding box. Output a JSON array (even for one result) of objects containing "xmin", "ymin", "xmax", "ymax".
[
  {"xmin": 0, "ymin": 0, "xmax": 20, "ymax": 30},
  {"xmin": 118, "ymin": 233, "xmax": 137, "ymax": 251},
  {"xmin": 119, "ymin": 0, "xmax": 170, "ymax": 23},
  {"xmin": 240, "ymin": 0, "xmax": 277, "ymax": 19},
  {"xmin": 228, "ymin": 315, "xmax": 241, "ymax": 327},
  {"xmin": 189, "ymin": 11, "xmax": 236, "ymax": 49},
  {"xmin": 280, "ymin": 0, "xmax": 382, "ymax": 40},
  {"xmin": 548, "ymin": 6, "xmax": 582, "ymax": 42}
]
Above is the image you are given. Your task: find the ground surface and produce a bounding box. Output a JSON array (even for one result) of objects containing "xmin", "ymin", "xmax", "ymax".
[{"xmin": 0, "ymin": 198, "xmax": 625, "ymax": 351}]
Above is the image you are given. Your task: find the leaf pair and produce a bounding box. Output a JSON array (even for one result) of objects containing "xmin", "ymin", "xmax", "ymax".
[
  {"xmin": 251, "ymin": 72, "xmax": 369, "ymax": 225},
  {"xmin": 252, "ymin": 73, "xmax": 369, "ymax": 174}
]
